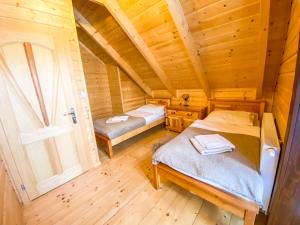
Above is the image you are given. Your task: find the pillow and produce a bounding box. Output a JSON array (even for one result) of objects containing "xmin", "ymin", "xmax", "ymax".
[
  {"xmin": 205, "ymin": 110, "xmax": 257, "ymax": 126},
  {"xmin": 136, "ymin": 104, "xmax": 165, "ymax": 115}
]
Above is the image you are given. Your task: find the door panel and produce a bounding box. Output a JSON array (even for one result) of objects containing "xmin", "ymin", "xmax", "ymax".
[
  {"xmin": 0, "ymin": 26, "xmax": 88, "ymax": 200},
  {"xmin": 167, "ymin": 116, "xmax": 183, "ymax": 132}
]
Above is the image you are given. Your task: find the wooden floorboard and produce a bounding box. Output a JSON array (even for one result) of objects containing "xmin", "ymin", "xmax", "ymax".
[{"xmin": 24, "ymin": 126, "xmax": 266, "ymax": 225}]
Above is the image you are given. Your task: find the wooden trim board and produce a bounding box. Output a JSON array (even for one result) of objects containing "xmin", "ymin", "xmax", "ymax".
[{"xmin": 146, "ymin": 98, "xmax": 171, "ymax": 106}]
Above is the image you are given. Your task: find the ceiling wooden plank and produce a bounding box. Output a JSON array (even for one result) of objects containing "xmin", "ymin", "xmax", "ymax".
[
  {"xmin": 74, "ymin": 9, "xmax": 153, "ymax": 97},
  {"xmin": 90, "ymin": 0, "xmax": 176, "ymax": 96},
  {"xmin": 256, "ymin": 0, "xmax": 270, "ymax": 99},
  {"xmin": 164, "ymin": 0, "xmax": 211, "ymax": 98}
]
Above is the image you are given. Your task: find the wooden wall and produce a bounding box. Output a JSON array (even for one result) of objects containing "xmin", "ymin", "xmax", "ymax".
[
  {"xmin": 79, "ymin": 41, "xmax": 146, "ymax": 116},
  {"xmin": 272, "ymin": 0, "xmax": 300, "ymax": 140},
  {"xmin": 120, "ymin": 69, "xmax": 146, "ymax": 112},
  {"xmin": 80, "ymin": 44, "xmax": 113, "ymax": 119},
  {"xmin": 0, "ymin": 155, "xmax": 23, "ymax": 225},
  {"xmin": 153, "ymin": 88, "xmax": 256, "ymax": 107},
  {"xmin": 267, "ymin": 48, "xmax": 300, "ymax": 225}
]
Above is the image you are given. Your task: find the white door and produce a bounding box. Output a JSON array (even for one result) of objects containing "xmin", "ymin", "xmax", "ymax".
[{"xmin": 0, "ymin": 22, "xmax": 89, "ymax": 200}]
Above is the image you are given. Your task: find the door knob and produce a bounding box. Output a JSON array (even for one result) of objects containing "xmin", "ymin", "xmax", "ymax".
[{"xmin": 64, "ymin": 107, "xmax": 77, "ymax": 124}]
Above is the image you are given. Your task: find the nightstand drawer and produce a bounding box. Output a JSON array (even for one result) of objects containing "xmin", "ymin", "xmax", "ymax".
[
  {"xmin": 167, "ymin": 110, "xmax": 177, "ymax": 116},
  {"xmin": 176, "ymin": 111, "xmax": 198, "ymax": 119}
]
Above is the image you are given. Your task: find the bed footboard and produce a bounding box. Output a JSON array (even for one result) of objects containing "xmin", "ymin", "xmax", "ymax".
[
  {"xmin": 153, "ymin": 163, "xmax": 259, "ymax": 225},
  {"xmin": 95, "ymin": 133, "xmax": 113, "ymax": 158}
]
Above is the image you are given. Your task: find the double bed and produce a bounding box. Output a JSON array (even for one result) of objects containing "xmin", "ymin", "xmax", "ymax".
[
  {"xmin": 152, "ymin": 100, "xmax": 278, "ymax": 225},
  {"xmin": 94, "ymin": 98, "xmax": 170, "ymax": 158}
]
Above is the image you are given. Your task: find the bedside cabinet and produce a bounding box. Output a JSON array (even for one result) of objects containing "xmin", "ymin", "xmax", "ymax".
[{"xmin": 166, "ymin": 105, "xmax": 207, "ymax": 132}]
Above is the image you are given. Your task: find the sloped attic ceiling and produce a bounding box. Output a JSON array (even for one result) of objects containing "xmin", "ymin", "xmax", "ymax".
[
  {"xmin": 77, "ymin": 27, "xmax": 115, "ymax": 64},
  {"xmin": 74, "ymin": 1, "xmax": 167, "ymax": 91},
  {"xmin": 73, "ymin": 0, "xmax": 291, "ymax": 98}
]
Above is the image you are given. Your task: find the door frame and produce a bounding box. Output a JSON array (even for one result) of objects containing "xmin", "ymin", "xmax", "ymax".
[{"xmin": 267, "ymin": 37, "xmax": 300, "ymax": 224}]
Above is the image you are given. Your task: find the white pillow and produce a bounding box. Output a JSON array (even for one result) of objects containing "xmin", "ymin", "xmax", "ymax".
[
  {"xmin": 205, "ymin": 110, "xmax": 256, "ymax": 126},
  {"xmin": 136, "ymin": 104, "xmax": 165, "ymax": 115}
]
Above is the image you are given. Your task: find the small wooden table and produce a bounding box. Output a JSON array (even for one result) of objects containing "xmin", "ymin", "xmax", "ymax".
[{"xmin": 166, "ymin": 105, "xmax": 207, "ymax": 132}]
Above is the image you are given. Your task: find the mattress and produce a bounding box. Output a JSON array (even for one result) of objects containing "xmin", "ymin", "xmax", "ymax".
[
  {"xmin": 153, "ymin": 120, "xmax": 263, "ymax": 204},
  {"xmin": 93, "ymin": 109, "xmax": 164, "ymax": 139},
  {"xmin": 93, "ymin": 115, "xmax": 145, "ymax": 139}
]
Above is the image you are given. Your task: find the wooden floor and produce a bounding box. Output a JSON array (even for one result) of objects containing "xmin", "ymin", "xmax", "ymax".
[{"xmin": 24, "ymin": 126, "xmax": 266, "ymax": 225}]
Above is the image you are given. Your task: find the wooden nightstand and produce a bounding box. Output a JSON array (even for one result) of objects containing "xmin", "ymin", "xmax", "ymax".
[{"xmin": 166, "ymin": 105, "xmax": 207, "ymax": 132}]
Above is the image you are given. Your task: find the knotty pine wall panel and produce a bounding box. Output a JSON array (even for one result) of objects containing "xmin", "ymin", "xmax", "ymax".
[
  {"xmin": 120, "ymin": 69, "xmax": 146, "ymax": 112},
  {"xmin": 152, "ymin": 88, "xmax": 256, "ymax": 107},
  {"xmin": 80, "ymin": 44, "xmax": 113, "ymax": 119},
  {"xmin": 272, "ymin": 0, "xmax": 300, "ymax": 140}
]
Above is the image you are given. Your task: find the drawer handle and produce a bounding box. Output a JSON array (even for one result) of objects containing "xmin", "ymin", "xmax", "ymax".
[
  {"xmin": 171, "ymin": 111, "xmax": 175, "ymax": 114},
  {"xmin": 187, "ymin": 113, "xmax": 192, "ymax": 116}
]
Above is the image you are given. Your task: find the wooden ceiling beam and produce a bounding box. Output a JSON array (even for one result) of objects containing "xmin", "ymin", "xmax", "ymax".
[
  {"xmin": 256, "ymin": 0, "xmax": 271, "ymax": 99},
  {"xmin": 90, "ymin": 0, "xmax": 176, "ymax": 97},
  {"xmin": 165, "ymin": 0, "xmax": 210, "ymax": 99},
  {"xmin": 74, "ymin": 9, "xmax": 153, "ymax": 97}
]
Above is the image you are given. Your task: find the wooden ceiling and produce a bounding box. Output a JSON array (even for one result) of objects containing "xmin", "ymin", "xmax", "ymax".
[{"xmin": 73, "ymin": 0, "xmax": 291, "ymax": 98}]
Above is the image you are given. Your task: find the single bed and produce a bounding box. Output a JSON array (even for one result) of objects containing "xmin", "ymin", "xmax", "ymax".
[
  {"xmin": 94, "ymin": 98, "xmax": 170, "ymax": 158},
  {"xmin": 152, "ymin": 100, "xmax": 268, "ymax": 225}
]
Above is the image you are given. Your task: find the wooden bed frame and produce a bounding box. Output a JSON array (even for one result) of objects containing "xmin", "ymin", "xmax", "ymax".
[
  {"xmin": 153, "ymin": 99, "xmax": 265, "ymax": 225},
  {"xmin": 95, "ymin": 98, "xmax": 170, "ymax": 158}
]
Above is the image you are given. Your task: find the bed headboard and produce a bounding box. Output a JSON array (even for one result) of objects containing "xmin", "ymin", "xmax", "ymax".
[
  {"xmin": 208, "ymin": 100, "xmax": 265, "ymax": 120},
  {"xmin": 146, "ymin": 98, "xmax": 171, "ymax": 106}
]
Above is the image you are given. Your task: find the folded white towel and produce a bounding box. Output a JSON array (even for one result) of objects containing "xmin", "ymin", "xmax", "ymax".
[
  {"xmin": 190, "ymin": 134, "xmax": 235, "ymax": 155},
  {"xmin": 106, "ymin": 116, "xmax": 129, "ymax": 124},
  {"xmin": 194, "ymin": 134, "xmax": 235, "ymax": 149}
]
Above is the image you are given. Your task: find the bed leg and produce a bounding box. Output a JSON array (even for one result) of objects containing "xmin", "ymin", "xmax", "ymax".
[
  {"xmin": 244, "ymin": 210, "xmax": 256, "ymax": 225},
  {"xmin": 107, "ymin": 140, "xmax": 113, "ymax": 159},
  {"xmin": 153, "ymin": 164, "xmax": 160, "ymax": 189}
]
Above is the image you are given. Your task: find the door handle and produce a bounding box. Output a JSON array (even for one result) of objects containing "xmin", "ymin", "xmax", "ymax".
[{"xmin": 64, "ymin": 107, "xmax": 77, "ymax": 124}]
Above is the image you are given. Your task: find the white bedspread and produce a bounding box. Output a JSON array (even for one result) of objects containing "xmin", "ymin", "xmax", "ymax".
[
  {"xmin": 190, "ymin": 119, "xmax": 260, "ymax": 138},
  {"xmin": 126, "ymin": 110, "xmax": 164, "ymax": 124}
]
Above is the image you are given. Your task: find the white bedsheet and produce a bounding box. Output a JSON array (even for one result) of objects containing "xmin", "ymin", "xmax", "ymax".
[
  {"xmin": 190, "ymin": 119, "xmax": 260, "ymax": 138},
  {"xmin": 126, "ymin": 110, "xmax": 164, "ymax": 124}
]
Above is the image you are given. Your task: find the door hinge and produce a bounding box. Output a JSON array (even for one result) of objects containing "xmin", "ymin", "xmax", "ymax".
[{"xmin": 21, "ymin": 184, "xmax": 26, "ymax": 191}]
